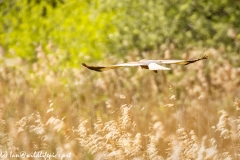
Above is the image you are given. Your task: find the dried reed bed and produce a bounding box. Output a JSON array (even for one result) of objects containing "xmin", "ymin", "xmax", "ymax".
[{"xmin": 0, "ymin": 45, "xmax": 239, "ymax": 159}]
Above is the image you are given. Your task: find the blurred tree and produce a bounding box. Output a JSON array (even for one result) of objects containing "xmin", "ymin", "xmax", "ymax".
[
  {"xmin": 0, "ymin": 0, "xmax": 239, "ymax": 64},
  {"xmin": 0, "ymin": 0, "xmax": 116, "ymax": 65},
  {"xmin": 109, "ymin": 0, "xmax": 240, "ymax": 55}
]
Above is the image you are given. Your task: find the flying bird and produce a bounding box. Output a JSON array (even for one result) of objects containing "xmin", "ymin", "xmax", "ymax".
[{"xmin": 82, "ymin": 55, "xmax": 208, "ymax": 73}]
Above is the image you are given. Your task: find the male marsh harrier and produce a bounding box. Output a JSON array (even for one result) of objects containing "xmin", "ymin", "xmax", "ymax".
[{"xmin": 82, "ymin": 55, "xmax": 208, "ymax": 73}]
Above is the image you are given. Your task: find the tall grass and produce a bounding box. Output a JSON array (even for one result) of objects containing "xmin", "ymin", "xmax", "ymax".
[{"xmin": 0, "ymin": 44, "xmax": 239, "ymax": 159}]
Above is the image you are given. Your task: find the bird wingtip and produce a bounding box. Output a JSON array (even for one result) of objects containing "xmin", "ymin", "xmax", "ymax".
[{"xmin": 202, "ymin": 55, "xmax": 209, "ymax": 59}]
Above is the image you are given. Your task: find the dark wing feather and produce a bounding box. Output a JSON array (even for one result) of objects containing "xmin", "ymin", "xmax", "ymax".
[
  {"xmin": 183, "ymin": 55, "xmax": 208, "ymax": 65},
  {"xmin": 82, "ymin": 63, "xmax": 120, "ymax": 72}
]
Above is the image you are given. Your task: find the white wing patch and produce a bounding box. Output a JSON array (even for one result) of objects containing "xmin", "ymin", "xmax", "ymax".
[
  {"xmin": 113, "ymin": 62, "xmax": 143, "ymax": 67},
  {"xmin": 148, "ymin": 63, "xmax": 171, "ymax": 70}
]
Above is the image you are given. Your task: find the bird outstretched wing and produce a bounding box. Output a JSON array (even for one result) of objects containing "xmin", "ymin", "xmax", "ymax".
[
  {"xmin": 82, "ymin": 62, "xmax": 144, "ymax": 72},
  {"xmin": 159, "ymin": 55, "xmax": 208, "ymax": 65}
]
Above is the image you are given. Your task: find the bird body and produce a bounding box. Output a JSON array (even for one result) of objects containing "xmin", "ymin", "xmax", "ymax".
[{"xmin": 82, "ymin": 55, "xmax": 208, "ymax": 73}]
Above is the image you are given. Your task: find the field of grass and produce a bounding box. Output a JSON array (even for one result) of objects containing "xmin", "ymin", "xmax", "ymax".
[{"xmin": 0, "ymin": 44, "xmax": 239, "ymax": 159}]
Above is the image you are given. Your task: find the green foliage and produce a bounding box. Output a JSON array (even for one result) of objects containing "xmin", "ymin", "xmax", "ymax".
[
  {"xmin": 0, "ymin": 0, "xmax": 240, "ymax": 64},
  {"xmin": 110, "ymin": 0, "xmax": 240, "ymax": 54},
  {"xmin": 0, "ymin": 0, "xmax": 116, "ymax": 65}
]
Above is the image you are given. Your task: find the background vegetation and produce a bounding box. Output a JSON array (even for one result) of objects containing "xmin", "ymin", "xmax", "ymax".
[{"xmin": 0, "ymin": 0, "xmax": 240, "ymax": 159}]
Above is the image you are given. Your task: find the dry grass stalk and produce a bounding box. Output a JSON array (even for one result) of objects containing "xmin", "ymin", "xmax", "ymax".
[{"xmin": 0, "ymin": 45, "xmax": 239, "ymax": 159}]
